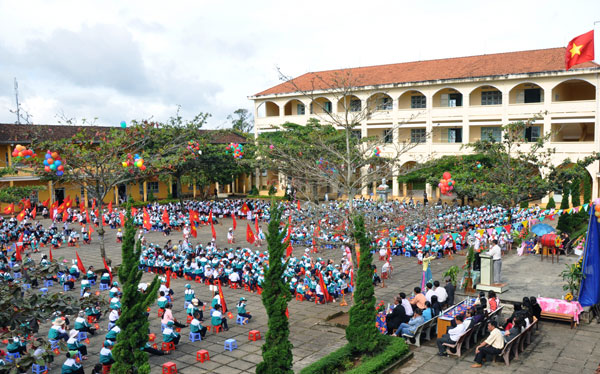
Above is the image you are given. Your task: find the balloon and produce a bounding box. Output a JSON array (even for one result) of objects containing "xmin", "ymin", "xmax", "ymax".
[
  {"xmin": 44, "ymin": 166, "xmax": 50, "ymax": 172},
  {"xmin": 448, "ymin": 180, "xmax": 453, "ymax": 186},
  {"xmin": 12, "ymin": 151, "xmax": 18, "ymax": 157},
  {"xmin": 47, "ymin": 158, "xmax": 54, "ymax": 165},
  {"xmin": 140, "ymin": 165, "xmax": 146, "ymax": 171},
  {"xmin": 45, "ymin": 152, "xmax": 51, "ymax": 159},
  {"xmin": 443, "ymin": 172, "xmax": 451, "ymax": 180},
  {"xmin": 56, "ymin": 171, "xmax": 63, "ymax": 176},
  {"xmin": 51, "ymin": 152, "xmax": 59, "ymax": 159},
  {"xmin": 122, "ymin": 162, "xmax": 128, "ymax": 167},
  {"xmin": 54, "ymin": 160, "xmax": 61, "ymax": 166},
  {"xmin": 43, "ymin": 160, "xmax": 49, "ymax": 166},
  {"xmin": 269, "ymin": 144, "xmax": 274, "ymax": 150},
  {"xmin": 50, "ymin": 164, "xmax": 57, "ymax": 171},
  {"xmin": 595, "ymin": 204, "xmax": 600, "ymax": 212},
  {"xmin": 120, "ymin": 121, "xmax": 127, "ymax": 128},
  {"xmin": 57, "ymin": 165, "xmax": 64, "ymax": 171}
]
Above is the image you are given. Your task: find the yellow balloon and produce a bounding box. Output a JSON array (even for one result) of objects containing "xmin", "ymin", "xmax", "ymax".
[{"xmin": 122, "ymin": 162, "xmax": 128, "ymax": 167}]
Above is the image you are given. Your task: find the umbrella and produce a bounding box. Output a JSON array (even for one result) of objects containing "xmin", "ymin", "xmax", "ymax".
[{"xmin": 530, "ymin": 223, "xmax": 556, "ymax": 236}]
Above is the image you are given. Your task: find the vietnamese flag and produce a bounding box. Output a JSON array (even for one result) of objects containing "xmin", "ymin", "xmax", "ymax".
[
  {"xmin": 17, "ymin": 209, "xmax": 27, "ymax": 221},
  {"xmin": 64, "ymin": 197, "xmax": 72, "ymax": 209},
  {"xmin": 286, "ymin": 241, "xmax": 293, "ymax": 257},
  {"xmin": 103, "ymin": 256, "xmax": 113, "ymax": 282},
  {"xmin": 211, "ymin": 222, "xmax": 216, "ymax": 240},
  {"xmin": 162, "ymin": 209, "xmax": 170, "ymax": 226},
  {"xmin": 85, "ymin": 209, "xmax": 91, "ymax": 225},
  {"xmin": 91, "ymin": 199, "xmax": 96, "ymax": 211},
  {"xmin": 166, "ymin": 269, "xmax": 171, "ymax": 288},
  {"xmin": 119, "ymin": 212, "xmax": 125, "ymax": 227},
  {"xmin": 566, "ymin": 30, "xmax": 595, "ymax": 70},
  {"xmin": 22, "ymin": 199, "xmax": 31, "ymax": 210},
  {"xmin": 208, "ymin": 210, "xmax": 213, "ymax": 224},
  {"xmin": 131, "ymin": 207, "xmax": 138, "ymax": 217},
  {"xmin": 246, "ymin": 223, "xmax": 255, "ymax": 244},
  {"xmin": 189, "ymin": 209, "xmax": 199, "ymax": 223},
  {"xmin": 232, "ymin": 214, "xmax": 237, "ymax": 231},
  {"xmin": 3, "ymin": 203, "xmax": 15, "ymax": 215},
  {"xmin": 42, "ymin": 198, "xmax": 50, "ymax": 207},
  {"xmin": 255, "ymin": 216, "xmax": 259, "ymax": 236},
  {"xmin": 190, "ymin": 223, "xmax": 197, "ymax": 238},
  {"xmin": 57, "ymin": 202, "xmax": 65, "ymax": 214},
  {"xmin": 79, "ymin": 201, "xmax": 85, "ymax": 211},
  {"xmin": 297, "ymin": 201, "xmax": 301, "ymax": 210},
  {"xmin": 49, "ymin": 247, "xmax": 53, "ymax": 262},
  {"xmin": 31, "ymin": 206, "xmax": 37, "ymax": 219},
  {"xmin": 240, "ymin": 202, "xmax": 249, "ymax": 215},
  {"xmin": 108, "ymin": 201, "xmax": 113, "ymax": 213},
  {"xmin": 217, "ymin": 280, "xmax": 227, "ymax": 313},
  {"xmin": 317, "ymin": 270, "xmax": 331, "ymax": 302},
  {"xmin": 143, "ymin": 208, "xmax": 151, "ymax": 230},
  {"xmin": 75, "ymin": 251, "xmax": 86, "ymax": 273}
]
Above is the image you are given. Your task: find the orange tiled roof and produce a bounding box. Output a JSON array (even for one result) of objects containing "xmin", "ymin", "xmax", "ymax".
[{"xmin": 254, "ymin": 47, "xmax": 599, "ymax": 97}]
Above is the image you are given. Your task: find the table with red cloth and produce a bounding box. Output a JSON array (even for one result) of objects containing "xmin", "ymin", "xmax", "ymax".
[
  {"xmin": 537, "ymin": 297, "xmax": 584, "ymax": 323},
  {"xmin": 376, "ymin": 312, "xmax": 387, "ymax": 334}
]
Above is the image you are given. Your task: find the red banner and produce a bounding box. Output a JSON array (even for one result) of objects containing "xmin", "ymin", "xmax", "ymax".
[
  {"xmin": 76, "ymin": 251, "xmax": 86, "ymax": 273},
  {"xmin": 217, "ymin": 280, "xmax": 227, "ymax": 313},
  {"xmin": 232, "ymin": 214, "xmax": 237, "ymax": 231},
  {"xmin": 246, "ymin": 223, "xmax": 255, "ymax": 244}
]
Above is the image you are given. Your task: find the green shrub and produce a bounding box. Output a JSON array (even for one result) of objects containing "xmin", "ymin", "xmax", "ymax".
[
  {"xmin": 545, "ymin": 196, "xmax": 556, "ymax": 210},
  {"xmin": 519, "ymin": 201, "xmax": 529, "ymax": 209},
  {"xmin": 299, "ymin": 345, "xmax": 353, "ymax": 374},
  {"xmin": 346, "ymin": 337, "xmax": 409, "ymax": 374},
  {"xmin": 268, "ymin": 185, "xmax": 277, "ymax": 196},
  {"xmin": 249, "ymin": 185, "xmax": 259, "ymax": 196}
]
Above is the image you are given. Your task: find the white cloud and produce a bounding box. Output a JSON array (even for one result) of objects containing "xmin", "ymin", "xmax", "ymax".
[{"xmin": 0, "ymin": 0, "xmax": 598, "ymax": 127}]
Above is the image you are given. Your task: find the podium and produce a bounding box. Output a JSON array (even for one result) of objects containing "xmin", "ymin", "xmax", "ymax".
[{"xmin": 476, "ymin": 253, "xmax": 508, "ymax": 293}]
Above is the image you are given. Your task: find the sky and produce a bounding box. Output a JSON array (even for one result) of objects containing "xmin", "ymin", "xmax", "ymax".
[{"xmin": 0, "ymin": 0, "xmax": 599, "ymax": 129}]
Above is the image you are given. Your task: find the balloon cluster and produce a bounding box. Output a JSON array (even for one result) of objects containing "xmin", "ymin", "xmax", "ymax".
[
  {"xmin": 438, "ymin": 171, "xmax": 455, "ymax": 195},
  {"xmin": 373, "ymin": 147, "xmax": 381, "ymax": 157},
  {"xmin": 316, "ymin": 157, "xmax": 336, "ymax": 174},
  {"xmin": 43, "ymin": 151, "xmax": 64, "ymax": 176},
  {"xmin": 122, "ymin": 153, "xmax": 146, "ymax": 171},
  {"xmin": 186, "ymin": 141, "xmax": 202, "ymax": 156},
  {"xmin": 594, "ymin": 204, "xmax": 600, "ymax": 223},
  {"xmin": 226, "ymin": 143, "xmax": 244, "ymax": 159},
  {"xmin": 12, "ymin": 144, "xmax": 36, "ymax": 161}
]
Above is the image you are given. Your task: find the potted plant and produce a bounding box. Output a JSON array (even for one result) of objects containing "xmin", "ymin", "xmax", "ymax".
[
  {"xmin": 442, "ymin": 265, "xmax": 460, "ymax": 286},
  {"xmin": 560, "ymin": 257, "xmax": 583, "ymax": 301},
  {"xmin": 462, "ymin": 246, "xmax": 476, "ymax": 293}
]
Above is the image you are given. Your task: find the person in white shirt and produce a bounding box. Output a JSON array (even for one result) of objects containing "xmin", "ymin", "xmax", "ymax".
[
  {"xmin": 433, "ymin": 280, "xmax": 448, "ymax": 305},
  {"xmin": 437, "ymin": 314, "xmax": 466, "ymax": 356},
  {"xmin": 425, "ymin": 283, "xmax": 435, "ymax": 303},
  {"xmin": 487, "ymin": 239, "xmax": 502, "ymax": 283},
  {"xmin": 400, "ymin": 293, "xmax": 413, "ymax": 317}
]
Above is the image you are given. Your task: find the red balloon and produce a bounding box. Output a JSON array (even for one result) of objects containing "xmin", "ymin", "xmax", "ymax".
[
  {"xmin": 443, "ymin": 172, "xmax": 451, "ymax": 180},
  {"xmin": 44, "ymin": 166, "xmax": 50, "ymax": 172},
  {"xmin": 12, "ymin": 151, "xmax": 18, "ymax": 157},
  {"xmin": 140, "ymin": 165, "xmax": 146, "ymax": 171},
  {"xmin": 57, "ymin": 165, "xmax": 64, "ymax": 171}
]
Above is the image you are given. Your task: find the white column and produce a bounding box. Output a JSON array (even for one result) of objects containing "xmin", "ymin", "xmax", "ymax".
[{"xmin": 392, "ymin": 172, "xmax": 399, "ymax": 198}]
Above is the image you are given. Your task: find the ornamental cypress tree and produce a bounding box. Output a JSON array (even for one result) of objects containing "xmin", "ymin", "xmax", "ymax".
[
  {"xmin": 583, "ymin": 175, "xmax": 592, "ymax": 204},
  {"xmin": 345, "ymin": 215, "xmax": 381, "ymax": 354},
  {"xmin": 545, "ymin": 196, "xmax": 556, "ymax": 210},
  {"xmin": 256, "ymin": 202, "xmax": 293, "ymax": 374},
  {"xmin": 112, "ymin": 214, "xmax": 161, "ymax": 374},
  {"xmin": 557, "ymin": 184, "xmax": 571, "ymax": 233}
]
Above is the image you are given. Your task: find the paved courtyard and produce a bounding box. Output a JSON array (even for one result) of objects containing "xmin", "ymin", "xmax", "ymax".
[{"xmin": 30, "ymin": 215, "xmax": 599, "ymax": 373}]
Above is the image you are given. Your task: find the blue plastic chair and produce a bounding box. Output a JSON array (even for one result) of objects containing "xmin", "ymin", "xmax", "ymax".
[
  {"xmin": 405, "ymin": 251, "xmax": 411, "ymax": 257},
  {"xmin": 189, "ymin": 332, "xmax": 202, "ymax": 342},
  {"xmin": 31, "ymin": 364, "xmax": 48, "ymax": 374},
  {"xmin": 236, "ymin": 315, "xmax": 245, "ymax": 325},
  {"xmin": 5, "ymin": 351, "xmax": 20, "ymax": 363},
  {"xmin": 224, "ymin": 338, "xmax": 238, "ymax": 351}
]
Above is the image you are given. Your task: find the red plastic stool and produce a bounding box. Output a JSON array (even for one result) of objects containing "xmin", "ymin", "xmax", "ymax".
[
  {"xmin": 102, "ymin": 365, "xmax": 111, "ymax": 374},
  {"xmin": 296, "ymin": 294, "xmax": 304, "ymax": 301},
  {"xmin": 196, "ymin": 349, "xmax": 210, "ymax": 363},
  {"xmin": 162, "ymin": 362, "xmax": 177, "ymax": 374},
  {"xmin": 248, "ymin": 330, "xmax": 261, "ymax": 341},
  {"xmin": 148, "ymin": 333, "xmax": 156, "ymax": 342},
  {"xmin": 161, "ymin": 342, "xmax": 175, "ymax": 352},
  {"xmin": 213, "ymin": 325, "xmax": 223, "ymax": 334}
]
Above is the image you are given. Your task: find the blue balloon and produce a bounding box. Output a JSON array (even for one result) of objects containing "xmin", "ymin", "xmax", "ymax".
[
  {"xmin": 45, "ymin": 153, "xmax": 51, "ymax": 159},
  {"xmin": 43, "ymin": 160, "xmax": 49, "ymax": 166},
  {"xmin": 120, "ymin": 121, "xmax": 126, "ymax": 128},
  {"xmin": 56, "ymin": 171, "xmax": 64, "ymax": 176},
  {"xmin": 54, "ymin": 160, "xmax": 61, "ymax": 166},
  {"xmin": 50, "ymin": 164, "xmax": 57, "ymax": 171}
]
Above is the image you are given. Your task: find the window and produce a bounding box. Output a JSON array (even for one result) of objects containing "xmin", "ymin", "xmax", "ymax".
[
  {"xmin": 481, "ymin": 127, "xmax": 502, "ymax": 142},
  {"xmin": 524, "ymin": 88, "xmax": 542, "ymax": 103},
  {"xmin": 376, "ymin": 97, "xmax": 392, "ymax": 111},
  {"xmin": 261, "ymin": 169, "xmax": 267, "ymax": 177},
  {"xmin": 81, "ymin": 186, "xmax": 85, "ymax": 199},
  {"xmin": 351, "ymin": 130, "xmax": 362, "ymax": 139},
  {"xmin": 481, "ymin": 91, "xmax": 502, "ymax": 105},
  {"xmin": 411, "ymin": 95, "xmax": 426, "ymax": 109},
  {"xmin": 297, "ymin": 103, "xmax": 305, "ymax": 115},
  {"xmin": 350, "ymin": 99, "xmax": 361, "ymax": 112},
  {"xmin": 410, "ymin": 129, "xmax": 426, "ymax": 143},
  {"xmin": 440, "ymin": 93, "xmax": 462, "ymax": 107},
  {"xmin": 383, "ymin": 129, "xmax": 393, "ymax": 144},
  {"xmin": 323, "ymin": 101, "xmax": 332, "ymax": 113},
  {"xmin": 5, "ymin": 152, "xmax": 8, "ymax": 165},
  {"xmin": 524, "ymin": 126, "xmax": 541, "ymax": 142},
  {"xmin": 139, "ymin": 182, "xmax": 159, "ymax": 195},
  {"xmin": 441, "ymin": 127, "xmax": 462, "ymax": 143}
]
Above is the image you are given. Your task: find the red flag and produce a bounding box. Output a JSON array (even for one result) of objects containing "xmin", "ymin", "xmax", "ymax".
[
  {"xmin": 75, "ymin": 251, "xmax": 86, "ymax": 273},
  {"xmin": 17, "ymin": 209, "xmax": 27, "ymax": 221},
  {"xmin": 240, "ymin": 203, "xmax": 249, "ymax": 215},
  {"xmin": 131, "ymin": 207, "xmax": 138, "ymax": 217},
  {"xmin": 31, "ymin": 206, "xmax": 37, "ymax": 219},
  {"xmin": 49, "ymin": 247, "xmax": 53, "ymax": 262},
  {"xmin": 255, "ymin": 217, "xmax": 259, "ymax": 237},
  {"xmin": 119, "ymin": 212, "xmax": 125, "ymax": 227},
  {"xmin": 64, "ymin": 197, "xmax": 72, "ymax": 209},
  {"xmin": 15, "ymin": 245, "xmax": 22, "ymax": 262},
  {"xmin": 85, "ymin": 209, "xmax": 91, "ymax": 225},
  {"xmin": 103, "ymin": 256, "xmax": 113, "ymax": 283},
  {"xmin": 246, "ymin": 223, "xmax": 255, "ymax": 244},
  {"xmin": 190, "ymin": 223, "xmax": 197, "ymax": 238},
  {"xmin": 162, "ymin": 209, "xmax": 170, "ymax": 226},
  {"xmin": 217, "ymin": 280, "xmax": 227, "ymax": 313},
  {"xmin": 79, "ymin": 201, "xmax": 85, "ymax": 211},
  {"xmin": 22, "ymin": 199, "xmax": 31, "ymax": 210},
  {"xmin": 42, "ymin": 198, "xmax": 50, "ymax": 207},
  {"xmin": 297, "ymin": 201, "xmax": 301, "ymax": 210},
  {"xmin": 288, "ymin": 215, "xmax": 292, "ymax": 224},
  {"xmin": 565, "ymin": 30, "xmax": 595, "ymax": 70},
  {"xmin": 62, "ymin": 208, "xmax": 68, "ymax": 223},
  {"xmin": 211, "ymin": 222, "xmax": 216, "ymax": 240},
  {"xmin": 208, "ymin": 210, "xmax": 213, "ymax": 224},
  {"xmin": 91, "ymin": 199, "xmax": 96, "ymax": 211},
  {"xmin": 284, "ymin": 226, "xmax": 291, "ymax": 243},
  {"xmin": 108, "ymin": 201, "xmax": 113, "ymax": 213},
  {"xmin": 232, "ymin": 214, "xmax": 237, "ymax": 231},
  {"xmin": 57, "ymin": 202, "xmax": 65, "ymax": 214},
  {"xmin": 3, "ymin": 203, "xmax": 15, "ymax": 215},
  {"xmin": 386, "ymin": 240, "xmax": 392, "ymax": 261},
  {"xmin": 286, "ymin": 241, "xmax": 293, "ymax": 257},
  {"xmin": 166, "ymin": 269, "xmax": 171, "ymax": 288},
  {"xmin": 317, "ymin": 270, "xmax": 331, "ymax": 302},
  {"xmin": 89, "ymin": 224, "xmax": 94, "ymax": 234},
  {"xmin": 356, "ymin": 246, "xmax": 361, "ymax": 268},
  {"xmin": 189, "ymin": 209, "xmax": 199, "ymax": 223},
  {"xmin": 285, "ymin": 307, "xmax": 289, "ymax": 319},
  {"xmin": 143, "ymin": 208, "xmax": 151, "ymax": 231}
]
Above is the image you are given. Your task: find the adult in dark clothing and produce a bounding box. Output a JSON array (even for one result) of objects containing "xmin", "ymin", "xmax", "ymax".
[
  {"xmin": 386, "ymin": 297, "xmax": 408, "ymax": 334},
  {"xmin": 430, "ymin": 295, "xmax": 442, "ymax": 317},
  {"xmin": 445, "ymin": 278, "xmax": 455, "ymax": 306},
  {"xmin": 529, "ymin": 297, "xmax": 542, "ymax": 321}
]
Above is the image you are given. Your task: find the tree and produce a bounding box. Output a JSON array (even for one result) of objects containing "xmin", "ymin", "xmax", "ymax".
[
  {"xmin": 256, "ymin": 202, "xmax": 293, "ymax": 374},
  {"xmin": 345, "ymin": 214, "xmax": 381, "ymax": 354},
  {"xmin": 0, "ymin": 167, "xmax": 45, "ymax": 204},
  {"xmin": 546, "ymin": 196, "xmax": 556, "ymax": 210},
  {"xmin": 227, "ymin": 108, "xmax": 254, "ymax": 133},
  {"xmin": 557, "ymin": 184, "xmax": 571, "ymax": 233},
  {"xmin": 112, "ymin": 214, "xmax": 160, "ymax": 374}
]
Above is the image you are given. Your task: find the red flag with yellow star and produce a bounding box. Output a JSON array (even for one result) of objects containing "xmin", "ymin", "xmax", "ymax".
[{"xmin": 566, "ymin": 30, "xmax": 594, "ymax": 70}]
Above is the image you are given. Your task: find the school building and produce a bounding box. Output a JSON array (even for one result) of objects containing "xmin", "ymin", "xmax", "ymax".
[{"xmin": 249, "ymin": 47, "xmax": 600, "ymax": 201}]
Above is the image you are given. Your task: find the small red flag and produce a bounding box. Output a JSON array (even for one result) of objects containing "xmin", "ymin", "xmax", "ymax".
[
  {"xmin": 246, "ymin": 223, "xmax": 255, "ymax": 244},
  {"xmin": 49, "ymin": 247, "xmax": 53, "ymax": 262},
  {"xmin": 62, "ymin": 208, "xmax": 68, "ymax": 223},
  {"xmin": 166, "ymin": 269, "xmax": 171, "ymax": 288},
  {"xmin": 255, "ymin": 216, "xmax": 259, "ymax": 237},
  {"xmin": 162, "ymin": 209, "xmax": 170, "ymax": 226},
  {"xmin": 119, "ymin": 212, "xmax": 125, "ymax": 227},
  {"xmin": 85, "ymin": 209, "xmax": 91, "ymax": 225},
  {"xmin": 91, "ymin": 199, "xmax": 96, "ymax": 211},
  {"xmin": 42, "ymin": 198, "xmax": 50, "ymax": 207},
  {"xmin": 286, "ymin": 241, "xmax": 293, "ymax": 257},
  {"xmin": 317, "ymin": 270, "xmax": 331, "ymax": 302},
  {"xmin": 217, "ymin": 280, "xmax": 227, "ymax": 313},
  {"xmin": 75, "ymin": 251, "xmax": 86, "ymax": 273},
  {"xmin": 89, "ymin": 224, "xmax": 94, "ymax": 234},
  {"xmin": 208, "ymin": 210, "xmax": 213, "ymax": 224},
  {"xmin": 22, "ymin": 199, "xmax": 31, "ymax": 210},
  {"xmin": 190, "ymin": 223, "xmax": 197, "ymax": 238},
  {"xmin": 356, "ymin": 246, "xmax": 361, "ymax": 268},
  {"xmin": 108, "ymin": 201, "xmax": 113, "ymax": 213},
  {"xmin": 103, "ymin": 256, "xmax": 112, "ymax": 282},
  {"xmin": 285, "ymin": 307, "xmax": 289, "ymax": 319},
  {"xmin": 17, "ymin": 209, "xmax": 27, "ymax": 222},
  {"xmin": 211, "ymin": 222, "xmax": 216, "ymax": 240},
  {"xmin": 297, "ymin": 201, "xmax": 301, "ymax": 210},
  {"xmin": 31, "ymin": 206, "xmax": 37, "ymax": 219},
  {"xmin": 143, "ymin": 208, "xmax": 151, "ymax": 231},
  {"xmin": 3, "ymin": 203, "xmax": 14, "ymax": 215},
  {"xmin": 131, "ymin": 207, "xmax": 138, "ymax": 216},
  {"xmin": 232, "ymin": 214, "xmax": 237, "ymax": 231},
  {"xmin": 240, "ymin": 202, "xmax": 249, "ymax": 215},
  {"xmin": 565, "ymin": 30, "xmax": 595, "ymax": 70}
]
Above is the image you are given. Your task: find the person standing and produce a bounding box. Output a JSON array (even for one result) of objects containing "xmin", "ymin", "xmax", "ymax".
[
  {"xmin": 471, "ymin": 321, "xmax": 504, "ymax": 368},
  {"xmin": 487, "ymin": 239, "xmax": 502, "ymax": 284}
]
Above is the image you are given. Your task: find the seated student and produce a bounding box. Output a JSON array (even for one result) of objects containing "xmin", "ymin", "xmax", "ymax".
[
  {"xmin": 211, "ymin": 304, "xmax": 229, "ymax": 331},
  {"xmin": 503, "ymin": 317, "xmax": 523, "ymax": 343},
  {"xmin": 6, "ymin": 337, "xmax": 27, "ymax": 355},
  {"xmin": 100, "ymin": 272, "xmax": 111, "ymax": 286},
  {"xmin": 99, "ymin": 340, "xmax": 115, "ymax": 366},
  {"xmin": 410, "ymin": 287, "xmax": 427, "ymax": 310},
  {"xmin": 86, "ymin": 266, "xmax": 97, "ymax": 283},
  {"xmin": 395, "ymin": 308, "xmax": 424, "ymax": 337},
  {"xmin": 74, "ymin": 311, "xmax": 96, "ymax": 335},
  {"xmin": 162, "ymin": 321, "xmax": 181, "ymax": 346},
  {"xmin": 105, "ymin": 325, "xmax": 121, "ymax": 342},
  {"xmin": 422, "ymin": 301, "xmax": 433, "ymax": 322},
  {"xmin": 62, "ymin": 351, "xmax": 84, "ymax": 374},
  {"xmin": 66, "ymin": 329, "xmax": 88, "ymax": 360},
  {"xmin": 157, "ymin": 291, "xmax": 169, "ymax": 310},
  {"xmin": 372, "ymin": 265, "xmax": 381, "ymax": 286},
  {"xmin": 529, "ymin": 296, "xmax": 542, "ymax": 321},
  {"xmin": 187, "ymin": 298, "xmax": 203, "ymax": 319},
  {"xmin": 48, "ymin": 318, "xmax": 69, "ymax": 341},
  {"xmin": 109, "ymin": 282, "xmax": 120, "ymax": 298},
  {"xmin": 488, "ymin": 291, "xmax": 501, "ymax": 312},
  {"xmin": 471, "ymin": 321, "xmax": 505, "ymax": 368},
  {"xmin": 437, "ymin": 314, "xmax": 467, "ymax": 356},
  {"xmin": 161, "ymin": 303, "xmax": 186, "ymax": 329},
  {"xmin": 190, "ymin": 311, "xmax": 207, "ymax": 338},
  {"xmin": 236, "ymin": 297, "xmax": 252, "ymax": 324},
  {"xmin": 386, "ymin": 297, "xmax": 408, "ymax": 335},
  {"xmin": 184, "ymin": 284, "xmax": 195, "ymax": 304},
  {"xmin": 85, "ymin": 303, "xmax": 102, "ymax": 322}
]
